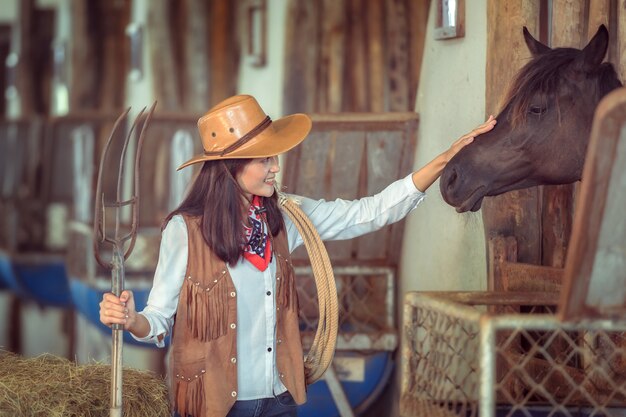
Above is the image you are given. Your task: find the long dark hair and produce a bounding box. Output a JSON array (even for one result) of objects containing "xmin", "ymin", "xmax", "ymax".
[{"xmin": 163, "ymin": 159, "xmax": 284, "ymax": 266}]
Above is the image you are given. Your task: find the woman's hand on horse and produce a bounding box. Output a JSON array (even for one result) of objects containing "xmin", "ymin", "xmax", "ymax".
[
  {"xmin": 99, "ymin": 290, "xmax": 138, "ymax": 331},
  {"xmin": 446, "ymin": 115, "xmax": 497, "ymax": 161}
]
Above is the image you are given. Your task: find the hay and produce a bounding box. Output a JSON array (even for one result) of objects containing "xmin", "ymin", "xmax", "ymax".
[{"xmin": 0, "ymin": 350, "xmax": 170, "ymax": 417}]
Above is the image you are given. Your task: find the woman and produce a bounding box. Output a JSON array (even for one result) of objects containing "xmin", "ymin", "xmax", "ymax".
[{"xmin": 99, "ymin": 94, "xmax": 496, "ymax": 417}]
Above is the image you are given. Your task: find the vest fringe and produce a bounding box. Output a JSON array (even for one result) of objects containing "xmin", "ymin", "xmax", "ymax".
[
  {"xmin": 175, "ymin": 375, "xmax": 205, "ymax": 417},
  {"xmin": 185, "ymin": 277, "xmax": 228, "ymax": 342}
]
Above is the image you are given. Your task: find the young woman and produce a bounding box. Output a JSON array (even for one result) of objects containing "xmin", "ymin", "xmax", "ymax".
[{"xmin": 99, "ymin": 94, "xmax": 496, "ymax": 417}]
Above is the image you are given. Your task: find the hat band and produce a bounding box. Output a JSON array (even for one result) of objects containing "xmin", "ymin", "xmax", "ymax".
[{"xmin": 204, "ymin": 116, "xmax": 272, "ymax": 157}]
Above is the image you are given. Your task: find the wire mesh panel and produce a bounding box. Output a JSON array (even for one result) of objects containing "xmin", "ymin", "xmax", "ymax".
[
  {"xmin": 401, "ymin": 292, "xmax": 626, "ymax": 417},
  {"xmin": 296, "ymin": 266, "xmax": 397, "ymax": 351}
]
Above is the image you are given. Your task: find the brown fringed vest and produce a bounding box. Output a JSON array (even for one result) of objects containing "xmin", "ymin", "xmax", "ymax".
[{"xmin": 170, "ymin": 215, "xmax": 306, "ymax": 417}]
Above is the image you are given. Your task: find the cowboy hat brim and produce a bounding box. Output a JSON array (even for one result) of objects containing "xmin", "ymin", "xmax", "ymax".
[{"xmin": 177, "ymin": 113, "xmax": 312, "ymax": 170}]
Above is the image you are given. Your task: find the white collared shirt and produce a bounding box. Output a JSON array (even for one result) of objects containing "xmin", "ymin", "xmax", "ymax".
[{"xmin": 134, "ymin": 174, "xmax": 425, "ymax": 400}]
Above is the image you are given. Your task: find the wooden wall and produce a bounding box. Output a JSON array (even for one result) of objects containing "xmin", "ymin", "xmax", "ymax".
[
  {"xmin": 282, "ymin": 0, "xmax": 430, "ymax": 113},
  {"xmin": 3, "ymin": 0, "xmax": 239, "ymax": 117},
  {"xmin": 485, "ymin": 0, "xmax": 626, "ymax": 289}
]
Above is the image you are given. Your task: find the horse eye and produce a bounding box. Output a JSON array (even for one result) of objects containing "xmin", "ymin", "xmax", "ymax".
[{"xmin": 529, "ymin": 106, "xmax": 546, "ymax": 115}]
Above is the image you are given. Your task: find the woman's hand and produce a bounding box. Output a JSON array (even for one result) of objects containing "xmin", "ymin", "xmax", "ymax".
[
  {"xmin": 411, "ymin": 115, "xmax": 497, "ymax": 192},
  {"xmin": 99, "ymin": 290, "xmax": 138, "ymax": 331},
  {"xmin": 443, "ymin": 115, "xmax": 497, "ymax": 162}
]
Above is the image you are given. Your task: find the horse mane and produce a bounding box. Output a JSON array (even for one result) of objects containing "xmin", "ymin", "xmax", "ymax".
[{"xmin": 502, "ymin": 48, "xmax": 622, "ymax": 128}]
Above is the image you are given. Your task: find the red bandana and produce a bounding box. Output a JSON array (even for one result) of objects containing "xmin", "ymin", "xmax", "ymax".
[{"xmin": 242, "ymin": 195, "xmax": 272, "ymax": 271}]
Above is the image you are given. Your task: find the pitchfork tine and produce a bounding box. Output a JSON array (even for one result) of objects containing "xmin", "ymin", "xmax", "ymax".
[
  {"xmin": 112, "ymin": 106, "xmax": 146, "ymax": 247},
  {"xmin": 93, "ymin": 107, "xmax": 131, "ymax": 268},
  {"xmin": 122, "ymin": 101, "xmax": 157, "ymax": 260}
]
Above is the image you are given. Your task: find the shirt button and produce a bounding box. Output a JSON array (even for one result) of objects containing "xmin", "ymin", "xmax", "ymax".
[
  {"xmin": 267, "ymin": 347, "xmax": 272, "ymax": 352},
  {"xmin": 266, "ymin": 291, "xmax": 271, "ymax": 296},
  {"xmin": 231, "ymin": 391, "xmax": 237, "ymax": 397},
  {"xmin": 231, "ymin": 357, "xmax": 237, "ymax": 363},
  {"xmin": 230, "ymin": 291, "xmax": 236, "ymax": 297},
  {"xmin": 230, "ymin": 323, "xmax": 236, "ymax": 329}
]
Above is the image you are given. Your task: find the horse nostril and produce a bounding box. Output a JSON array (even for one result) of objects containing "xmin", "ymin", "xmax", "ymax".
[{"xmin": 446, "ymin": 169, "xmax": 458, "ymax": 190}]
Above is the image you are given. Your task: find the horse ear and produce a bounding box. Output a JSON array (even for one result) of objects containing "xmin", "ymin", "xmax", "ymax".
[
  {"xmin": 579, "ymin": 24, "xmax": 609, "ymax": 71},
  {"xmin": 523, "ymin": 27, "xmax": 550, "ymax": 56}
]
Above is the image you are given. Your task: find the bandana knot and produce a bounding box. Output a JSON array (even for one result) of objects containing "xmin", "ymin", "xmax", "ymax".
[{"xmin": 242, "ymin": 195, "xmax": 271, "ymax": 271}]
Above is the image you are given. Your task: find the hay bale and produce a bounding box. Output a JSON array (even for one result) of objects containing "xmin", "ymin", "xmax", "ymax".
[{"xmin": 0, "ymin": 350, "xmax": 170, "ymax": 417}]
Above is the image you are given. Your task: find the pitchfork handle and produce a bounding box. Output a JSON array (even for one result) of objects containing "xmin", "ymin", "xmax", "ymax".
[{"xmin": 110, "ymin": 248, "xmax": 124, "ymax": 416}]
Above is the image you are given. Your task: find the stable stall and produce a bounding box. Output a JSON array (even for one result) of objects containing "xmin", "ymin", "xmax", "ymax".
[{"xmin": 400, "ymin": 87, "xmax": 626, "ymax": 417}]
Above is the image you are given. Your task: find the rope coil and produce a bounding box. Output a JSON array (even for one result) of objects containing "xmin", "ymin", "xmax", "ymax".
[{"xmin": 278, "ymin": 193, "xmax": 338, "ymax": 385}]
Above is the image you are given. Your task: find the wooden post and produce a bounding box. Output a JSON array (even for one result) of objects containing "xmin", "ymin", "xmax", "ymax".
[
  {"xmin": 69, "ymin": 0, "xmax": 97, "ymax": 111},
  {"xmin": 385, "ymin": 0, "xmax": 410, "ymax": 111},
  {"xmin": 283, "ymin": 0, "xmax": 320, "ymax": 113},
  {"xmin": 484, "ymin": 0, "xmax": 542, "ymax": 270},
  {"xmin": 148, "ymin": 0, "xmax": 180, "ymax": 111},
  {"xmin": 318, "ymin": 0, "xmax": 345, "ymax": 112}
]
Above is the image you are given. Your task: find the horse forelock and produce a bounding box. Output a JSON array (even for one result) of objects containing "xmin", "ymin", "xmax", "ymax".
[{"xmin": 502, "ymin": 48, "xmax": 579, "ymax": 129}]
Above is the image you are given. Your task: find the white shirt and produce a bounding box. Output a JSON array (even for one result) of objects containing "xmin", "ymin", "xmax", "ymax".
[{"xmin": 134, "ymin": 174, "xmax": 425, "ymax": 400}]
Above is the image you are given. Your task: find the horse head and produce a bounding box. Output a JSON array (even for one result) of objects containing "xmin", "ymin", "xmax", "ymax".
[{"xmin": 440, "ymin": 25, "xmax": 622, "ymax": 212}]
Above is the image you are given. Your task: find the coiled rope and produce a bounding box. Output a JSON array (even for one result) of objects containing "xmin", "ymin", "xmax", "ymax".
[{"xmin": 278, "ymin": 193, "xmax": 338, "ymax": 385}]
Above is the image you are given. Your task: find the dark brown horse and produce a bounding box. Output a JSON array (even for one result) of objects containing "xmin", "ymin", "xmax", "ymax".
[{"xmin": 440, "ymin": 25, "xmax": 622, "ymax": 212}]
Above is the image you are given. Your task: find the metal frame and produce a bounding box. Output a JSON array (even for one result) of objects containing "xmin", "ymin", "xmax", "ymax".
[{"xmin": 401, "ymin": 291, "xmax": 626, "ymax": 417}]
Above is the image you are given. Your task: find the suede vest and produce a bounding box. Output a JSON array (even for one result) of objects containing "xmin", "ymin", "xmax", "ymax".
[{"xmin": 170, "ymin": 215, "xmax": 305, "ymax": 417}]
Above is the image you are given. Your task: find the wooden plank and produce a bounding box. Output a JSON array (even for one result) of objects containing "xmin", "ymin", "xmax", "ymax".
[
  {"xmin": 98, "ymin": 0, "xmax": 130, "ymax": 111},
  {"xmin": 488, "ymin": 236, "xmax": 518, "ymax": 292},
  {"xmin": 209, "ymin": 0, "xmax": 237, "ymax": 105},
  {"xmin": 285, "ymin": 130, "xmax": 333, "ymax": 262},
  {"xmin": 541, "ymin": 183, "xmax": 574, "ymax": 268},
  {"xmin": 500, "ymin": 261, "xmax": 563, "ymax": 292},
  {"xmin": 560, "ymin": 88, "xmax": 626, "ymax": 320},
  {"xmin": 551, "ymin": 0, "xmax": 585, "ymax": 47},
  {"xmin": 148, "ymin": 0, "xmax": 180, "ymax": 111},
  {"xmin": 541, "ymin": 0, "xmax": 587, "ymax": 270},
  {"xmin": 407, "ymin": 0, "xmax": 430, "ymax": 111},
  {"xmin": 484, "ymin": 1, "xmax": 542, "ymax": 267},
  {"xmin": 347, "ymin": 0, "xmax": 368, "ymax": 112},
  {"xmin": 357, "ymin": 131, "xmax": 404, "ymax": 261},
  {"xmin": 486, "ymin": 0, "xmax": 541, "ymax": 115},
  {"xmin": 326, "ymin": 131, "xmax": 365, "ymax": 260},
  {"xmin": 318, "ymin": 0, "xmax": 345, "ymax": 112},
  {"xmin": 183, "ymin": 0, "xmax": 210, "ymax": 112},
  {"xmin": 282, "ymin": 0, "xmax": 319, "ymax": 113},
  {"xmin": 366, "ymin": 0, "xmax": 386, "ymax": 112},
  {"xmin": 385, "ymin": 0, "xmax": 410, "ymax": 111},
  {"xmin": 587, "ymin": 0, "xmax": 610, "ymax": 41},
  {"xmin": 69, "ymin": 0, "xmax": 96, "ymax": 111},
  {"xmin": 388, "ymin": 120, "xmax": 418, "ymax": 259},
  {"xmin": 421, "ymin": 291, "xmax": 560, "ymax": 306}
]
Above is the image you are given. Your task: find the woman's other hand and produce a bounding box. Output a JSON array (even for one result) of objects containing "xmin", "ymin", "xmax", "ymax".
[{"xmin": 99, "ymin": 290, "xmax": 137, "ymax": 331}]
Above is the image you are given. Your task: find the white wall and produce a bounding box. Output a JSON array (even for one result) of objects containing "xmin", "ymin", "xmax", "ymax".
[
  {"xmin": 399, "ymin": 1, "xmax": 489, "ymax": 295},
  {"xmin": 0, "ymin": 0, "xmax": 17, "ymax": 22}
]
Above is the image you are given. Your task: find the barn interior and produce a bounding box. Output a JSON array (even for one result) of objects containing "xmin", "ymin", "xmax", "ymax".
[{"xmin": 0, "ymin": 1, "xmax": 625, "ymax": 416}]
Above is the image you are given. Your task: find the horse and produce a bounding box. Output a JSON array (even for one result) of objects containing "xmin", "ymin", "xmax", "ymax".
[{"xmin": 440, "ymin": 25, "xmax": 623, "ymax": 213}]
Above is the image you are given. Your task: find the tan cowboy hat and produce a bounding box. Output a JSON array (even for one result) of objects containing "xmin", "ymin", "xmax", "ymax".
[{"xmin": 177, "ymin": 94, "xmax": 312, "ymax": 170}]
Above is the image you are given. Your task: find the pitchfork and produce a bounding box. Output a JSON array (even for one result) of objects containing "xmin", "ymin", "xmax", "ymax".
[{"xmin": 93, "ymin": 102, "xmax": 156, "ymax": 417}]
